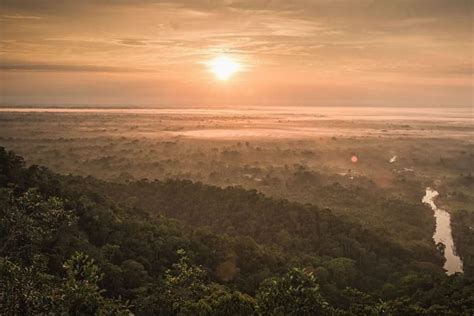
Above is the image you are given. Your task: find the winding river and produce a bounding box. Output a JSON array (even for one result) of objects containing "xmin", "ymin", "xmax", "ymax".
[{"xmin": 422, "ymin": 188, "xmax": 463, "ymax": 275}]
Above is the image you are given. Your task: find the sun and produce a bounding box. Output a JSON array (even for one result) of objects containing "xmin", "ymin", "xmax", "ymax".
[{"xmin": 207, "ymin": 56, "xmax": 241, "ymax": 80}]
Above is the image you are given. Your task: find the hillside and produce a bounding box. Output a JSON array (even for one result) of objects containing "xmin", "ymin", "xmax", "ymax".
[{"xmin": 1, "ymin": 147, "xmax": 473, "ymax": 315}]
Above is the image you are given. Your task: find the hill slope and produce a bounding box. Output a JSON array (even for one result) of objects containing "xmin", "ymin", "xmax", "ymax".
[{"xmin": 1, "ymin": 147, "xmax": 472, "ymax": 315}]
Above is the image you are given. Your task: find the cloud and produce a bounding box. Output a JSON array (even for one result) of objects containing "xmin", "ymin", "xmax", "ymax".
[
  {"xmin": 4, "ymin": 0, "xmax": 472, "ymax": 18},
  {"xmin": 0, "ymin": 62, "xmax": 150, "ymax": 73},
  {"xmin": 0, "ymin": 14, "xmax": 43, "ymax": 20},
  {"xmin": 117, "ymin": 38, "xmax": 148, "ymax": 46},
  {"xmin": 1, "ymin": 0, "xmax": 472, "ymax": 106}
]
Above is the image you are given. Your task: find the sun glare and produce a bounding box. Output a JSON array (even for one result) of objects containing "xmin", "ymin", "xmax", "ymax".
[{"xmin": 207, "ymin": 56, "xmax": 241, "ymax": 80}]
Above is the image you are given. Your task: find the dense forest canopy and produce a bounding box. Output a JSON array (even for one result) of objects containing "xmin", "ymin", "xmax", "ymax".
[{"xmin": 1, "ymin": 147, "xmax": 473, "ymax": 315}]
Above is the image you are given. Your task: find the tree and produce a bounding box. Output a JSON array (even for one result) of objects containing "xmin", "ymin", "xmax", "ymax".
[
  {"xmin": 256, "ymin": 268, "xmax": 334, "ymax": 316},
  {"xmin": 0, "ymin": 253, "xmax": 130, "ymax": 315},
  {"xmin": 0, "ymin": 188, "xmax": 76, "ymax": 263},
  {"xmin": 135, "ymin": 249, "xmax": 211, "ymax": 315},
  {"xmin": 197, "ymin": 289, "xmax": 256, "ymax": 316},
  {"xmin": 55, "ymin": 252, "xmax": 131, "ymax": 315},
  {"xmin": 0, "ymin": 256, "xmax": 54, "ymax": 315}
]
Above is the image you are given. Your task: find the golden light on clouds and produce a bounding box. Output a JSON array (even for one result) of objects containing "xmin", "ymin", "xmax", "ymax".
[
  {"xmin": 0, "ymin": 0, "xmax": 472, "ymax": 106},
  {"xmin": 207, "ymin": 56, "xmax": 241, "ymax": 81}
]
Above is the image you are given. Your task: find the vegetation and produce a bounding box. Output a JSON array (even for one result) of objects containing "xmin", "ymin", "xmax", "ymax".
[
  {"xmin": 1, "ymin": 147, "xmax": 473, "ymax": 314},
  {"xmin": 2, "ymin": 111, "xmax": 472, "ymax": 272}
]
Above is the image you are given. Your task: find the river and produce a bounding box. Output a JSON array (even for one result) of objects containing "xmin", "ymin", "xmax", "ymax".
[{"xmin": 422, "ymin": 187, "xmax": 463, "ymax": 275}]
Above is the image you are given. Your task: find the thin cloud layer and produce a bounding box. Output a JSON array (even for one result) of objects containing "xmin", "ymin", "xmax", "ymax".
[
  {"xmin": 0, "ymin": 62, "xmax": 149, "ymax": 73},
  {"xmin": 0, "ymin": 0, "xmax": 472, "ymax": 106}
]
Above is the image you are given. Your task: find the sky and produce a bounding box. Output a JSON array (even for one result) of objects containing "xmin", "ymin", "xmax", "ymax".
[{"xmin": 0, "ymin": 0, "xmax": 473, "ymax": 107}]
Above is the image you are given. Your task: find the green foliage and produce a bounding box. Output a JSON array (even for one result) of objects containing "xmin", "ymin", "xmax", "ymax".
[
  {"xmin": 56, "ymin": 252, "xmax": 131, "ymax": 315},
  {"xmin": 0, "ymin": 256, "xmax": 54, "ymax": 315},
  {"xmin": 0, "ymin": 188, "xmax": 76, "ymax": 263},
  {"xmin": 162, "ymin": 249, "xmax": 211, "ymax": 314},
  {"xmin": 256, "ymin": 268, "xmax": 333, "ymax": 316},
  {"xmin": 135, "ymin": 249, "xmax": 256, "ymax": 315},
  {"xmin": 196, "ymin": 289, "xmax": 257, "ymax": 316},
  {"xmin": 0, "ymin": 253, "xmax": 130, "ymax": 315},
  {"xmin": 451, "ymin": 209, "xmax": 474, "ymax": 276},
  {"xmin": 0, "ymin": 147, "xmax": 473, "ymax": 315}
]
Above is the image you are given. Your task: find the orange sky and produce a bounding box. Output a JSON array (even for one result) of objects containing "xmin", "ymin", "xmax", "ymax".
[{"xmin": 1, "ymin": 0, "xmax": 473, "ymax": 107}]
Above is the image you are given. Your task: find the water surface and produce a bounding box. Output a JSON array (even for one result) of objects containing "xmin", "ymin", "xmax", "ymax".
[{"xmin": 422, "ymin": 187, "xmax": 463, "ymax": 275}]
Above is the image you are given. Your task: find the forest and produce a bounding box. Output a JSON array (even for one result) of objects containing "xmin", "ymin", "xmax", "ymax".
[
  {"xmin": 1, "ymin": 147, "xmax": 473, "ymax": 315},
  {"xmin": 2, "ymin": 0, "xmax": 473, "ymax": 313}
]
